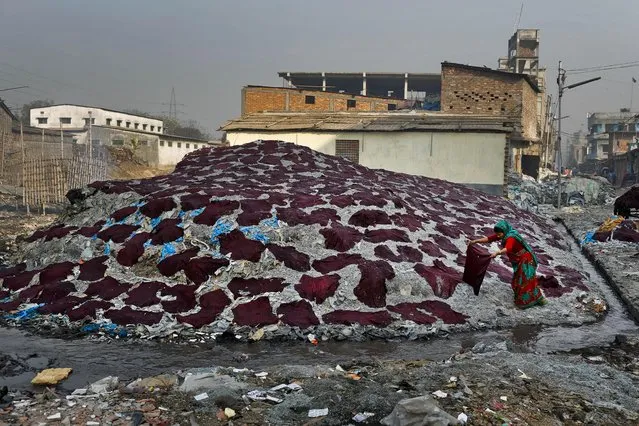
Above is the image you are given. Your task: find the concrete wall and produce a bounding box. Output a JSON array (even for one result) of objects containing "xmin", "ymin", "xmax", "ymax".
[
  {"xmin": 242, "ymin": 87, "xmax": 398, "ymax": 115},
  {"xmin": 158, "ymin": 138, "xmax": 208, "ymax": 166},
  {"xmin": 30, "ymin": 105, "xmax": 164, "ymax": 134},
  {"xmin": 226, "ymin": 131, "xmax": 506, "ymax": 195}
]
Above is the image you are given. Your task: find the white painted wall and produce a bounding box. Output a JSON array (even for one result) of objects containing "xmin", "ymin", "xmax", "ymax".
[
  {"xmin": 158, "ymin": 139, "xmax": 212, "ymax": 166},
  {"xmin": 226, "ymin": 131, "xmax": 506, "ymax": 187},
  {"xmin": 30, "ymin": 105, "xmax": 164, "ymax": 133}
]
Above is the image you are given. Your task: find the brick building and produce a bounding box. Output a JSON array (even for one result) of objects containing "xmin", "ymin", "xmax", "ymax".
[
  {"xmin": 440, "ymin": 62, "xmax": 542, "ymax": 177},
  {"xmin": 241, "ymin": 86, "xmax": 408, "ymax": 115}
]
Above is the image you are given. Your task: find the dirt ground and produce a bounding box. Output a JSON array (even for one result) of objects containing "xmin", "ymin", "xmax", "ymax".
[{"xmin": 0, "ymin": 336, "xmax": 637, "ymax": 425}]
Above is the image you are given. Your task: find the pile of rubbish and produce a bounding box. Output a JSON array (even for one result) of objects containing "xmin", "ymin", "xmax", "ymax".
[
  {"xmin": 583, "ymin": 215, "xmax": 639, "ymax": 244},
  {"xmin": 507, "ymin": 172, "xmax": 615, "ymax": 212},
  {"xmin": 0, "ymin": 141, "xmax": 602, "ymax": 340},
  {"xmin": 614, "ymin": 186, "xmax": 639, "ymax": 218}
]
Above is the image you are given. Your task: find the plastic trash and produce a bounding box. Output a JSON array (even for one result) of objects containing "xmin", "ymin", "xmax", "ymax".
[
  {"xmin": 160, "ymin": 243, "xmax": 177, "ymax": 261},
  {"xmin": 194, "ymin": 392, "xmax": 209, "ymax": 401},
  {"xmin": 517, "ymin": 369, "xmax": 531, "ymax": 380},
  {"xmin": 47, "ymin": 413, "xmax": 62, "ymax": 420},
  {"xmin": 308, "ymin": 408, "xmax": 329, "ymax": 418},
  {"xmin": 457, "ymin": 413, "xmax": 468, "ymax": 424},
  {"xmin": 500, "ymin": 396, "xmax": 508, "ymax": 401},
  {"xmin": 255, "ymin": 372, "xmax": 268, "ymax": 378},
  {"xmin": 245, "ymin": 390, "xmax": 283, "ymax": 403},
  {"xmin": 224, "ymin": 408, "xmax": 236, "ymax": 418},
  {"xmin": 352, "ymin": 412, "xmax": 375, "ymax": 422},
  {"xmin": 88, "ymin": 376, "xmax": 119, "ymax": 394},
  {"xmin": 431, "ymin": 390, "xmax": 448, "ymax": 399},
  {"xmin": 4, "ymin": 304, "xmax": 44, "ymax": 321},
  {"xmin": 307, "ymin": 334, "xmax": 318, "ymax": 345}
]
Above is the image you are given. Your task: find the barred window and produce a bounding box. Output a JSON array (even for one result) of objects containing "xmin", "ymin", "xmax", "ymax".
[{"xmin": 335, "ymin": 140, "xmax": 360, "ymax": 164}]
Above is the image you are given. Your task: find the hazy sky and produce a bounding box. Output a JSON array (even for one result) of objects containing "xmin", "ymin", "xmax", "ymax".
[{"xmin": 1, "ymin": 1, "xmax": 638, "ymax": 137}]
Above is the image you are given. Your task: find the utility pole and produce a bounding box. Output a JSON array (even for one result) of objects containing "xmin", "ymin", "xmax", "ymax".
[
  {"xmin": 88, "ymin": 110, "xmax": 93, "ymax": 160},
  {"xmin": 60, "ymin": 121, "xmax": 64, "ymax": 159},
  {"xmin": 555, "ymin": 62, "xmax": 601, "ymax": 208}
]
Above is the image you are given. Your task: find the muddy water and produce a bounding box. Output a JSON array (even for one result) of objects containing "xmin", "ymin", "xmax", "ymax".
[{"xmin": 1, "ymin": 225, "xmax": 637, "ymax": 392}]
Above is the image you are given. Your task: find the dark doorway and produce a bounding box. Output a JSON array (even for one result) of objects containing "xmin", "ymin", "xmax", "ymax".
[{"xmin": 521, "ymin": 155, "xmax": 540, "ymax": 179}]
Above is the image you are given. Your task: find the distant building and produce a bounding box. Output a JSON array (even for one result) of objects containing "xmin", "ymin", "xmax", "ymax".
[
  {"xmin": 278, "ymin": 72, "xmax": 442, "ymax": 110},
  {"xmin": 587, "ymin": 110, "xmax": 639, "ymax": 162},
  {"xmin": 29, "ymin": 104, "xmax": 164, "ymax": 134},
  {"xmin": 72, "ymin": 126, "xmax": 220, "ymax": 167},
  {"xmin": 221, "ymin": 112, "xmax": 514, "ymax": 196},
  {"xmin": 242, "ymin": 86, "xmax": 410, "ymax": 115},
  {"xmin": 0, "ymin": 100, "xmax": 17, "ymax": 136},
  {"xmin": 498, "ymin": 29, "xmax": 554, "ymax": 173}
]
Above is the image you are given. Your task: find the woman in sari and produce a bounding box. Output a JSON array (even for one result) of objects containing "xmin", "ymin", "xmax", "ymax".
[{"xmin": 469, "ymin": 220, "xmax": 546, "ymax": 308}]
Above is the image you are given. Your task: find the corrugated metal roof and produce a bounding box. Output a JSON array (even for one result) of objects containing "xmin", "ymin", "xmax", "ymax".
[{"xmin": 220, "ymin": 113, "xmax": 514, "ymax": 133}]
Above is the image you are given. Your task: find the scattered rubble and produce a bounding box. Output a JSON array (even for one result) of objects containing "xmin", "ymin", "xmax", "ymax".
[
  {"xmin": 1, "ymin": 336, "xmax": 638, "ymax": 425},
  {"xmin": 0, "ymin": 141, "xmax": 608, "ymax": 341},
  {"xmin": 507, "ymin": 171, "xmax": 615, "ymax": 212}
]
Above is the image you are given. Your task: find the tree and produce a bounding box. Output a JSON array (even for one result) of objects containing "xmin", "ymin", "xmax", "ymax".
[{"xmin": 21, "ymin": 99, "xmax": 54, "ymax": 123}]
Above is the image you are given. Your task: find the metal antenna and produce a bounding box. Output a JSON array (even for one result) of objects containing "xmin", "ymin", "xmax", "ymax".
[{"xmin": 514, "ymin": 2, "xmax": 524, "ymax": 32}]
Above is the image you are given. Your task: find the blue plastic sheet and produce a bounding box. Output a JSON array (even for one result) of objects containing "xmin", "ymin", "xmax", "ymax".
[
  {"xmin": 582, "ymin": 231, "xmax": 596, "ymax": 245},
  {"xmin": 160, "ymin": 243, "xmax": 177, "ymax": 261},
  {"xmin": 81, "ymin": 323, "xmax": 128, "ymax": 338},
  {"xmin": 103, "ymin": 241, "xmax": 112, "ymax": 255},
  {"xmin": 210, "ymin": 218, "xmax": 234, "ymax": 243},
  {"xmin": 190, "ymin": 207, "xmax": 205, "ymax": 218},
  {"xmin": 4, "ymin": 304, "xmax": 44, "ymax": 321},
  {"xmin": 261, "ymin": 215, "xmax": 280, "ymax": 228},
  {"xmin": 239, "ymin": 226, "xmax": 270, "ymax": 244},
  {"xmin": 150, "ymin": 217, "xmax": 162, "ymax": 229}
]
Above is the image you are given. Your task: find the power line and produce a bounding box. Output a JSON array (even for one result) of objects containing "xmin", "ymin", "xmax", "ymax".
[{"xmin": 567, "ymin": 60, "xmax": 639, "ymax": 72}]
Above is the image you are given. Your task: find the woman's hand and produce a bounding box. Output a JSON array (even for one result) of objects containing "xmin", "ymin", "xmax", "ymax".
[
  {"xmin": 467, "ymin": 239, "xmax": 476, "ymax": 246},
  {"xmin": 490, "ymin": 251, "xmax": 501, "ymax": 259}
]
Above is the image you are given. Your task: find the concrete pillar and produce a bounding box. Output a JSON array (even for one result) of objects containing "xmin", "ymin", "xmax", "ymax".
[
  {"xmin": 404, "ymin": 73, "xmax": 408, "ymax": 100},
  {"xmin": 362, "ymin": 72, "xmax": 367, "ymax": 96},
  {"xmin": 287, "ymin": 72, "xmax": 292, "ymax": 88},
  {"xmin": 322, "ymin": 72, "xmax": 326, "ymax": 92}
]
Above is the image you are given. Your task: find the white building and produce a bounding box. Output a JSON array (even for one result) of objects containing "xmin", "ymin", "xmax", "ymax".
[
  {"xmin": 30, "ymin": 104, "xmax": 164, "ymax": 134},
  {"xmin": 220, "ymin": 112, "xmax": 513, "ymax": 196}
]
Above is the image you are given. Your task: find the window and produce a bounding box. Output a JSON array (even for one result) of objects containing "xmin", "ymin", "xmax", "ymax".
[
  {"xmin": 117, "ymin": 120, "xmax": 122, "ymax": 127},
  {"xmin": 37, "ymin": 117, "xmax": 48, "ymax": 124},
  {"xmin": 602, "ymin": 145, "xmax": 609, "ymax": 153},
  {"xmin": 387, "ymin": 104, "xmax": 397, "ymax": 111},
  {"xmin": 194, "ymin": 144, "xmax": 198, "ymax": 149},
  {"xmin": 106, "ymin": 118, "xmax": 112, "ymax": 126},
  {"xmin": 158, "ymin": 127, "xmax": 162, "ymax": 132},
  {"xmin": 335, "ymin": 140, "xmax": 360, "ymax": 164},
  {"xmin": 177, "ymin": 142, "xmax": 182, "ymax": 148},
  {"xmin": 112, "ymin": 139, "xmax": 124, "ymax": 146},
  {"xmin": 139, "ymin": 140, "xmax": 148, "ymax": 146},
  {"xmin": 305, "ymin": 95, "xmax": 315, "ymax": 104},
  {"xmin": 347, "ymin": 99, "xmax": 357, "ymax": 109},
  {"xmin": 150, "ymin": 125, "xmax": 155, "ymax": 131},
  {"xmin": 167, "ymin": 141, "xmax": 173, "ymax": 147},
  {"xmin": 60, "ymin": 117, "xmax": 72, "ymax": 124},
  {"xmin": 83, "ymin": 118, "xmax": 95, "ymax": 125},
  {"xmin": 186, "ymin": 143, "xmax": 190, "ymax": 149},
  {"xmin": 126, "ymin": 121, "xmax": 131, "ymax": 128},
  {"xmin": 160, "ymin": 140, "xmax": 165, "ymax": 147},
  {"xmin": 142, "ymin": 124, "xmax": 147, "ymax": 130},
  {"xmin": 134, "ymin": 123, "xmax": 139, "ymax": 129}
]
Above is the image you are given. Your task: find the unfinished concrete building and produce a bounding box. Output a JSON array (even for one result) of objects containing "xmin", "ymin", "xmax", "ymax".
[{"xmin": 278, "ymin": 72, "xmax": 442, "ymax": 110}]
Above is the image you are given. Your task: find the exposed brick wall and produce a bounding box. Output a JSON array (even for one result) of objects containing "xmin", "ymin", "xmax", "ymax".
[
  {"xmin": 242, "ymin": 87, "xmax": 398, "ymax": 115},
  {"xmin": 440, "ymin": 65, "xmax": 539, "ymax": 142},
  {"xmin": 242, "ymin": 89, "xmax": 286, "ymax": 115}
]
